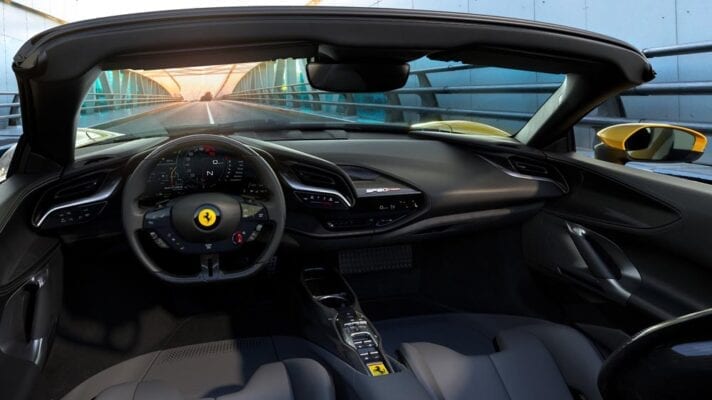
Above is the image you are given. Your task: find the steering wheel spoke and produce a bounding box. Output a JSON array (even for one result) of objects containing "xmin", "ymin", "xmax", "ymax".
[
  {"xmin": 235, "ymin": 199, "xmax": 270, "ymax": 244},
  {"xmin": 199, "ymin": 253, "xmax": 221, "ymax": 281},
  {"xmin": 240, "ymin": 200, "xmax": 269, "ymax": 221},
  {"xmin": 143, "ymin": 206, "xmax": 172, "ymax": 229}
]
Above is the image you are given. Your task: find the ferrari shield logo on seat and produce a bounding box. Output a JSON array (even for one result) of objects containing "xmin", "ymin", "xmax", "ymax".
[{"xmin": 195, "ymin": 206, "xmax": 220, "ymax": 229}]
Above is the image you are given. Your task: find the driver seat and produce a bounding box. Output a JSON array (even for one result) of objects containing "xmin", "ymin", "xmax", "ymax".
[{"xmin": 61, "ymin": 338, "xmax": 335, "ymax": 400}]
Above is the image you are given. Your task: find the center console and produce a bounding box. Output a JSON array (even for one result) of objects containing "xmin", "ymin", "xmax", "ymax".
[{"xmin": 300, "ymin": 267, "xmax": 392, "ymax": 376}]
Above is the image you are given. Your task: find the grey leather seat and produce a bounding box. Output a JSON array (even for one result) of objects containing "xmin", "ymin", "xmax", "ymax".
[
  {"xmin": 376, "ymin": 313, "xmax": 604, "ymax": 400},
  {"xmin": 61, "ymin": 338, "xmax": 335, "ymax": 400}
]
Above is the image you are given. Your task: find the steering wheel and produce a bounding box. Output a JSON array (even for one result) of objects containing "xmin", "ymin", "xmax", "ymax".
[
  {"xmin": 122, "ymin": 134, "xmax": 286, "ymax": 283},
  {"xmin": 598, "ymin": 307, "xmax": 712, "ymax": 399}
]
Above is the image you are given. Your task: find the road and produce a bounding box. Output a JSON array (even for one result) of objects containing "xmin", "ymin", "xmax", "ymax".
[{"xmin": 94, "ymin": 100, "xmax": 338, "ymax": 135}]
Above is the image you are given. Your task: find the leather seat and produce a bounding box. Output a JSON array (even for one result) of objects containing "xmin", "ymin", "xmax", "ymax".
[
  {"xmin": 376, "ymin": 313, "xmax": 604, "ymax": 400},
  {"xmin": 61, "ymin": 338, "xmax": 335, "ymax": 400}
]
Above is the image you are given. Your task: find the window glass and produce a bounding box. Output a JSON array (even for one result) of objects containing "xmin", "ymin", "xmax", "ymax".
[{"xmin": 72, "ymin": 57, "xmax": 564, "ymax": 153}]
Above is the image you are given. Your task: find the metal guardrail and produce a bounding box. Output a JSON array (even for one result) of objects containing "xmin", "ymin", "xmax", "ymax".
[
  {"xmin": 225, "ymin": 41, "xmax": 712, "ymax": 131},
  {"xmin": 1, "ymin": 68, "xmax": 181, "ymax": 128},
  {"xmin": 643, "ymin": 42, "xmax": 712, "ymax": 58},
  {"xmin": 0, "ymin": 91, "xmax": 180, "ymax": 125},
  {"xmin": 0, "ymin": 92, "xmax": 21, "ymax": 123}
]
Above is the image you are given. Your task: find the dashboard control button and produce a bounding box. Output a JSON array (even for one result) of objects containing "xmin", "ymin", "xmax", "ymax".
[
  {"xmin": 232, "ymin": 232, "xmax": 244, "ymax": 245},
  {"xmin": 242, "ymin": 203, "xmax": 268, "ymax": 220},
  {"xmin": 144, "ymin": 207, "xmax": 171, "ymax": 228},
  {"xmin": 294, "ymin": 191, "xmax": 348, "ymax": 210},
  {"xmin": 335, "ymin": 308, "xmax": 391, "ymax": 375},
  {"xmin": 149, "ymin": 231, "xmax": 170, "ymax": 249},
  {"xmin": 40, "ymin": 201, "xmax": 107, "ymax": 229}
]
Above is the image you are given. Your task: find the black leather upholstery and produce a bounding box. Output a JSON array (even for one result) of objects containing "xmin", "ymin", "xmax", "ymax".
[
  {"xmin": 95, "ymin": 381, "xmax": 182, "ymax": 400},
  {"xmin": 61, "ymin": 339, "xmax": 334, "ymax": 400},
  {"xmin": 377, "ymin": 314, "xmax": 604, "ymax": 400},
  {"xmin": 94, "ymin": 358, "xmax": 334, "ymax": 400}
]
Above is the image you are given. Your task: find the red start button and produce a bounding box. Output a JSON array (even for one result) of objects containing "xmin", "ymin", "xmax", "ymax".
[{"xmin": 232, "ymin": 232, "xmax": 244, "ymax": 245}]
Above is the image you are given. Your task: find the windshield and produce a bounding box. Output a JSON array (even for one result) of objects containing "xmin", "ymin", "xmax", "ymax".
[{"xmin": 75, "ymin": 57, "xmax": 564, "ymax": 148}]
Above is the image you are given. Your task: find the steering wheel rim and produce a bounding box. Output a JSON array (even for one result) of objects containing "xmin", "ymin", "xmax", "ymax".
[
  {"xmin": 598, "ymin": 307, "xmax": 712, "ymax": 399},
  {"xmin": 122, "ymin": 134, "xmax": 286, "ymax": 283}
]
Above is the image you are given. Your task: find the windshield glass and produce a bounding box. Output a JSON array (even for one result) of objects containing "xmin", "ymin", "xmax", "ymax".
[{"xmin": 75, "ymin": 57, "xmax": 564, "ymax": 148}]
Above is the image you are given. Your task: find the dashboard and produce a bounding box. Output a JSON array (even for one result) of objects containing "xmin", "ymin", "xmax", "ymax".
[{"xmin": 31, "ymin": 132, "xmax": 568, "ymax": 249}]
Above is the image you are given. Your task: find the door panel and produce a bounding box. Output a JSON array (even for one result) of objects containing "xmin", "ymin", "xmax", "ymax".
[
  {"xmin": 523, "ymin": 152, "xmax": 712, "ymax": 325},
  {"xmin": 0, "ymin": 173, "xmax": 63, "ymax": 400}
]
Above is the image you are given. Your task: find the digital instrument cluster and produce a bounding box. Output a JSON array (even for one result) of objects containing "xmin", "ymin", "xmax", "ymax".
[{"xmin": 140, "ymin": 144, "xmax": 268, "ymax": 204}]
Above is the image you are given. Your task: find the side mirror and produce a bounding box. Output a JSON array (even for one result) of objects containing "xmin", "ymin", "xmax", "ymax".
[{"xmin": 594, "ymin": 123, "xmax": 708, "ymax": 165}]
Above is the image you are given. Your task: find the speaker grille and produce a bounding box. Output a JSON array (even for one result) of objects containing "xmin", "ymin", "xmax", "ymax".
[
  {"xmin": 339, "ymin": 245, "xmax": 413, "ymax": 274},
  {"xmin": 155, "ymin": 338, "xmax": 269, "ymax": 365}
]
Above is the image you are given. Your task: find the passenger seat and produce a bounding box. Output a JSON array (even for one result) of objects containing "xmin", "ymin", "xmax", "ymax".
[{"xmin": 377, "ymin": 314, "xmax": 604, "ymax": 400}]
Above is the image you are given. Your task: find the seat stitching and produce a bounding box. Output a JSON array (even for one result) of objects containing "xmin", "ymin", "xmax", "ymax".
[
  {"xmin": 131, "ymin": 319, "xmax": 195, "ymax": 398},
  {"xmin": 486, "ymin": 354, "xmax": 514, "ymax": 400},
  {"xmin": 126, "ymin": 350, "xmax": 164, "ymax": 400},
  {"xmin": 125, "ymin": 381, "xmax": 140, "ymax": 400},
  {"xmin": 402, "ymin": 344, "xmax": 447, "ymax": 400},
  {"xmin": 282, "ymin": 361, "xmax": 297, "ymax": 400},
  {"xmin": 137, "ymin": 350, "xmax": 165, "ymax": 382},
  {"xmin": 268, "ymin": 336, "xmax": 280, "ymax": 361},
  {"xmin": 461, "ymin": 324, "xmax": 497, "ymax": 353}
]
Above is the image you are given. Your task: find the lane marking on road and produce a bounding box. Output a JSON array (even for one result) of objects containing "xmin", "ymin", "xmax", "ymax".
[
  {"xmin": 205, "ymin": 103, "xmax": 215, "ymax": 125},
  {"xmin": 223, "ymin": 99, "xmax": 354, "ymax": 122}
]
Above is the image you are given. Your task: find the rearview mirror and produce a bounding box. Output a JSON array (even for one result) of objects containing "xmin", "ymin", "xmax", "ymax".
[
  {"xmin": 306, "ymin": 62, "xmax": 410, "ymax": 92},
  {"xmin": 594, "ymin": 123, "xmax": 707, "ymax": 165}
]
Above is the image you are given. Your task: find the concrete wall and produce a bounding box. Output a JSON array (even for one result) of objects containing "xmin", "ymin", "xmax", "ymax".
[
  {"xmin": 0, "ymin": 1, "xmax": 78, "ymax": 92},
  {"xmin": 317, "ymin": 0, "xmax": 712, "ymax": 153},
  {"xmin": 318, "ymin": 0, "xmax": 711, "ymax": 54}
]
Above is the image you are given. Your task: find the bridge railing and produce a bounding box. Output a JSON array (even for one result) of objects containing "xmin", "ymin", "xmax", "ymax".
[
  {"xmin": 224, "ymin": 41, "xmax": 712, "ymax": 134},
  {"xmin": 79, "ymin": 92, "xmax": 179, "ymax": 112},
  {"xmin": 0, "ymin": 91, "xmax": 181, "ymax": 128},
  {"xmin": 0, "ymin": 92, "xmax": 21, "ymax": 125}
]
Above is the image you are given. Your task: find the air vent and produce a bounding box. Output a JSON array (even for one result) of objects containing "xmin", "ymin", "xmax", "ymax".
[
  {"xmin": 508, "ymin": 156, "xmax": 568, "ymax": 192},
  {"xmin": 291, "ymin": 164, "xmax": 340, "ymax": 188},
  {"xmin": 288, "ymin": 163, "xmax": 355, "ymax": 207},
  {"xmin": 510, "ymin": 158, "xmax": 551, "ymax": 177},
  {"xmin": 82, "ymin": 156, "xmax": 114, "ymax": 166},
  {"xmin": 53, "ymin": 172, "xmax": 107, "ymax": 201},
  {"xmin": 340, "ymin": 165, "xmax": 381, "ymax": 181}
]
